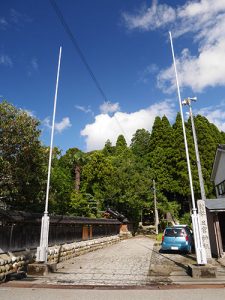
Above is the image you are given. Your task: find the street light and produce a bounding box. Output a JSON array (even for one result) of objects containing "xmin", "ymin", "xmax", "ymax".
[{"xmin": 182, "ymin": 97, "xmax": 212, "ymax": 260}]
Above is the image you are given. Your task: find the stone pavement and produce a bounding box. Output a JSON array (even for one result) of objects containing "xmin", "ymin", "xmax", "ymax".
[
  {"xmin": 2, "ymin": 236, "xmax": 225, "ymax": 287},
  {"xmin": 40, "ymin": 236, "xmax": 155, "ymax": 286}
]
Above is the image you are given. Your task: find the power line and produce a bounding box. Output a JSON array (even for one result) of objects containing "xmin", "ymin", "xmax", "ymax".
[
  {"xmin": 49, "ymin": 0, "xmax": 108, "ymax": 102},
  {"xmin": 49, "ymin": 0, "xmax": 128, "ymax": 140}
]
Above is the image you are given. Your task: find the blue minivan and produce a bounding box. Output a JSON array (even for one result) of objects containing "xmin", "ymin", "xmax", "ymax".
[{"xmin": 161, "ymin": 225, "xmax": 194, "ymax": 253}]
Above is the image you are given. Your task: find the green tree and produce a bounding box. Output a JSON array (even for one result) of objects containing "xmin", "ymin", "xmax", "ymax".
[
  {"xmin": 103, "ymin": 150, "xmax": 153, "ymax": 231},
  {"xmin": 149, "ymin": 116, "xmax": 163, "ymax": 152},
  {"xmin": 69, "ymin": 191, "xmax": 91, "ymax": 217},
  {"xmin": 102, "ymin": 139, "xmax": 115, "ymax": 156},
  {"xmin": 59, "ymin": 148, "xmax": 86, "ymax": 192},
  {"xmin": 0, "ymin": 100, "xmax": 46, "ymax": 211},
  {"xmin": 73, "ymin": 151, "xmax": 87, "ymax": 191},
  {"xmin": 81, "ymin": 151, "xmax": 114, "ymax": 212},
  {"xmin": 130, "ymin": 129, "xmax": 151, "ymax": 158},
  {"xmin": 169, "ymin": 113, "xmax": 199, "ymax": 212},
  {"xmin": 189, "ymin": 115, "xmax": 225, "ymax": 197},
  {"xmin": 49, "ymin": 149, "xmax": 73, "ymax": 215},
  {"xmin": 115, "ymin": 134, "xmax": 127, "ymax": 154}
]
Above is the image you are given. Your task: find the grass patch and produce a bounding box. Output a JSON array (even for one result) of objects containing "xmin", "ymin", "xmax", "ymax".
[{"xmin": 156, "ymin": 232, "xmax": 163, "ymax": 242}]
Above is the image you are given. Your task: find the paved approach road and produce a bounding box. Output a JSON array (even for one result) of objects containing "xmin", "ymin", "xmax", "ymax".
[
  {"xmin": 44, "ymin": 236, "xmax": 155, "ymax": 286},
  {"xmin": 1, "ymin": 236, "xmax": 225, "ymax": 300},
  {"xmin": 28, "ymin": 235, "xmax": 224, "ymax": 287}
]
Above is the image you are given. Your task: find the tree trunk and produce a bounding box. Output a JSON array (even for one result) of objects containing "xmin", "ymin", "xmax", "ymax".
[{"xmin": 75, "ymin": 165, "xmax": 81, "ymax": 191}]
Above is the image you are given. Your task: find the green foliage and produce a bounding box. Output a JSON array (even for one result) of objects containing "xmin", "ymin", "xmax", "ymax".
[
  {"xmin": 115, "ymin": 134, "xmax": 127, "ymax": 154},
  {"xmin": 102, "ymin": 139, "xmax": 115, "ymax": 156},
  {"xmin": 69, "ymin": 191, "xmax": 91, "ymax": 217},
  {"xmin": 81, "ymin": 150, "xmax": 114, "ymax": 211},
  {"xmin": 130, "ymin": 128, "xmax": 151, "ymax": 158},
  {"xmin": 103, "ymin": 150, "xmax": 153, "ymax": 230},
  {"xmin": 190, "ymin": 115, "xmax": 225, "ymax": 197},
  {"xmin": 1, "ymin": 101, "xmax": 224, "ymax": 226},
  {"xmin": 179, "ymin": 212, "xmax": 192, "ymax": 226},
  {"xmin": 0, "ymin": 100, "xmax": 46, "ymax": 211},
  {"xmin": 49, "ymin": 161, "xmax": 73, "ymax": 215}
]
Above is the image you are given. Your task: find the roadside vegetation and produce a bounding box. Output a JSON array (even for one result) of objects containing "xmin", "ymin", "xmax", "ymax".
[{"xmin": 1, "ymin": 100, "xmax": 225, "ymax": 230}]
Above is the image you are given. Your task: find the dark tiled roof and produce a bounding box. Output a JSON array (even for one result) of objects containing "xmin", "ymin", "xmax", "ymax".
[
  {"xmin": 0, "ymin": 209, "xmax": 121, "ymax": 224},
  {"xmin": 205, "ymin": 199, "xmax": 225, "ymax": 211}
]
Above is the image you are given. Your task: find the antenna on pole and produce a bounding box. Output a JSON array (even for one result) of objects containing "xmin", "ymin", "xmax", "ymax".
[{"xmin": 36, "ymin": 46, "xmax": 62, "ymax": 263}]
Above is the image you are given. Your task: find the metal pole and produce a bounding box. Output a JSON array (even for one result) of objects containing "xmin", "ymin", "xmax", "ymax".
[
  {"xmin": 36, "ymin": 46, "xmax": 62, "ymax": 263},
  {"xmin": 183, "ymin": 98, "xmax": 212, "ymax": 259},
  {"xmin": 189, "ymin": 104, "xmax": 206, "ymax": 200},
  {"xmin": 169, "ymin": 32, "xmax": 196, "ymax": 212},
  {"xmin": 169, "ymin": 32, "xmax": 206, "ymax": 265},
  {"xmin": 153, "ymin": 180, "xmax": 159, "ymax": 235}
]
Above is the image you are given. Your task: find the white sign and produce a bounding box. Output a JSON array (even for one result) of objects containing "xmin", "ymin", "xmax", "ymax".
[{"xmin": 197, "ymin": 200, "xmax": 212, "ymax": 260}]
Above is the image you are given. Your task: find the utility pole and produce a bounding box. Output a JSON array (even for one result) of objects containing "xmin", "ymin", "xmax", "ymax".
[
  {"xmin": 169, "ymin": 32, "xmax": 207, "ymax": 265},
  {"xmin": 36, "ymin": 47, "xmax": 62, "ymax": 263},
  {"xmin": 182, "ymin": 97, "xmax": 212, "ymax": 259},
  {"xmin": 153, "ymin": 180, "xmax": 159, "ymax": 235},
  {"xmin": 182, "ymin": 98, "xmax": 205, "ymax": 198}
]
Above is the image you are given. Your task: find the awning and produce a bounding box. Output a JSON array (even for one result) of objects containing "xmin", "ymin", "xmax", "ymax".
[{"xmin": 205, "ymin": 198, "xmax": 225, "ymax": 212}]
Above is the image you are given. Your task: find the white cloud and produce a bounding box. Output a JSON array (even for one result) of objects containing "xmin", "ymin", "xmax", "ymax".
[
  {"xmin": 10, "ymin": 9, "xmax": 22, "ymax": 24},
  {"xmin": 31, "ymin": 58, "xmax": 38, "ymax": 71},
  {"xmin": 75, "ymin": 105, "xmax": 93, "ymax": 115},
  {"xmin": 43, "ymin": 117, "xmax": 51, "ymax": 130},
  {"xmin": 138, "ymin": 64, "xmax": 159, "ymax": 84},
  {"xmin": 27, "ymin": 58, "xmax": 39, "ymax": 76},
  {"xmin": 0, "ymin": 54, "xmax": 13, "ymax": 67},
  {"xmin": 122, "ymin": 0, "xmax": 176, "ymax": 31},
  {"xmin": 0, "ymin": 18, "xmax": 8, "ymax": 30},
  {"xmin": 55, "ymin": 117, "xmax": 72, "ymax": 133},
  {"xmin": 43, "ymin": 117, "xmax": 72, "ymax": 133},
  {"xmin": 0, "ymin": 9, "xmax": 31, "ymax": 32},
  {"xmin": 24, "ymin": 109, "xmax": 36, "ymax": 118},
  {"xmin": 99, "ymin": 101, "xmax": 120, "ymax": 114},
  {"xmin": 81, "ymin": 100, "xmax": 176, "ymax": 151},
  {"xmin": 123, "ymin": 0, "xmax": 225, "ymax": 93},
  {"xmin": 196, "ymin": 101, "xmax": 225, "ymax": 131},
  {"xmin": 10, "ymin": 8, "xmax": 31, "ymax": 25}
]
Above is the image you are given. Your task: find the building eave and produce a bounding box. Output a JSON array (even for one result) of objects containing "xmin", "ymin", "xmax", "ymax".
[{"xmin": 210, "ymin": 145, "xmax": 225, "ymax": 182}]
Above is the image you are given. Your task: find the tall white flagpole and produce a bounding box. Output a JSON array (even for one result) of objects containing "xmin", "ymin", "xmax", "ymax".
[
  {"xmin": 168, "ymin": 32, "xmax": 206, "ymax": 265},
  {"xmin": 36, "ymin": 46, "xmax": 62, "ymax": 263}
]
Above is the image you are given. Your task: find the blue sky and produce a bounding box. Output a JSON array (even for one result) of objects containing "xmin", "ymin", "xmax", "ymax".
[{"xmin": 1, "ymin": 0, "xmax": 225, "ymax": 152}]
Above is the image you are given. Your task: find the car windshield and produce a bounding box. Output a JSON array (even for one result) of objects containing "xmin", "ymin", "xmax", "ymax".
[{"xmin": 165, "ymin": 228, "xmax": 186, "ymax": 237}]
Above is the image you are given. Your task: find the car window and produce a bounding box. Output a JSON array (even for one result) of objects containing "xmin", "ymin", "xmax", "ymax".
[{"xmin": 165, "ymin": 228, "xmax": 186, "ymax": 237}]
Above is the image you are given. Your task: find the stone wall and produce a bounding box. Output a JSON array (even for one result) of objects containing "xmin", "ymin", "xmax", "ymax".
[{"xmin": 0, "ymin": 235, "xmax": 123, "ymax": 282}]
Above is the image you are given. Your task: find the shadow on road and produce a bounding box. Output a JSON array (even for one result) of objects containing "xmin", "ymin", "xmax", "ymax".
[{"xmin": 151, "ymin": 246, "xmax": 196, "ymax": 273}]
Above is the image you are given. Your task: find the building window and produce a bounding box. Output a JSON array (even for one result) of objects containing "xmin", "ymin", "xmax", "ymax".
[{"xmin": 216, "ymin": 180, "xmax": 225, "ymax": 196}]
